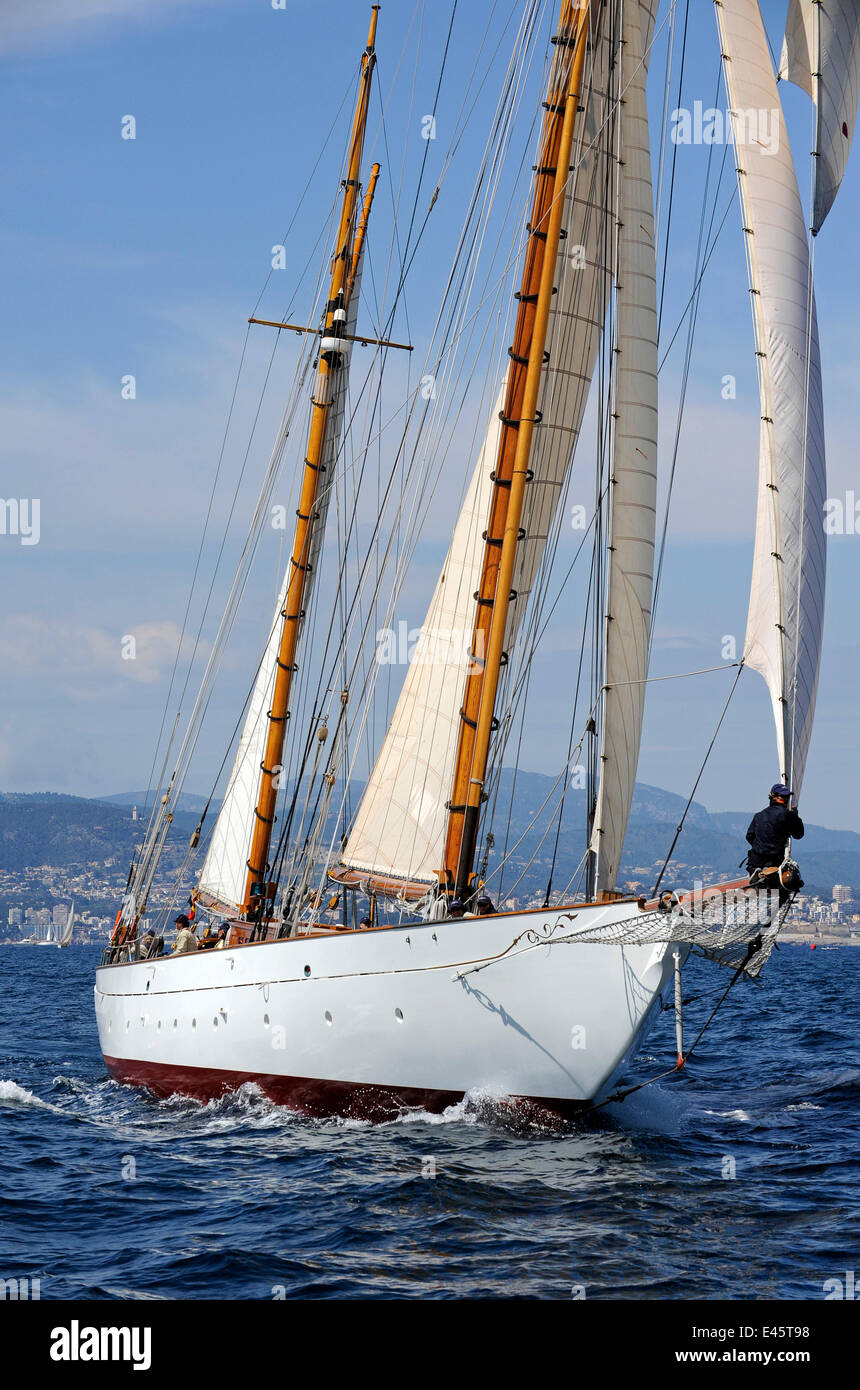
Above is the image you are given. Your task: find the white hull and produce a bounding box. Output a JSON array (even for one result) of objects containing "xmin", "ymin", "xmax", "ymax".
[{"xmin": 95, "ymin": 901, "xmax": 685, "ymax": 1118}]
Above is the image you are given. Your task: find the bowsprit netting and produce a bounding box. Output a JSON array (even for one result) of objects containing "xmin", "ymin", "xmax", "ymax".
[{"xmin": 520, "ymin": 886, "xmax": 793, "ymax": 978}]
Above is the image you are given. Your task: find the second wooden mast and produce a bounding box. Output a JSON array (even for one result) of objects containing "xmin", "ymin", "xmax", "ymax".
[
  {"xmin": 242, "ymin": 6, "xmax": 379, "ymax": 916},
  {"xmin": 444, "ymin": 0, "xmax": 592, "ymax": 900}
]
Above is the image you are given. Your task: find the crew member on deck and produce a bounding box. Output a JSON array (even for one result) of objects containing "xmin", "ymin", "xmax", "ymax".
[
  {"xmin": 745, "ymin": 784, "xmax": 804, "ymax": 886},
  {"xmin": 171, "ymin": 914, "xmax": 198, "ymax": 954},
  {"xmin": 464, "ymin": 895, "xmax": 495, "ymax": 917}
]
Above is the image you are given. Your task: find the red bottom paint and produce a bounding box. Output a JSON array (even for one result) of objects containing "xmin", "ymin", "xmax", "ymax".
[{"xmin": 103, "ymin": 1054, "xmax": 585, "ymax": 1125}]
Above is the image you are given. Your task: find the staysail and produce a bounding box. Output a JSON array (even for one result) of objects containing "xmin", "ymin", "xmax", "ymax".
[
  {"xmin": 341, "ymin": 5, "xmax": 617, "ymax": 889},
  {"xmin": 779, "ymin": 0, "xmax": 860, "ymax": 233},
  {"xmin": 717, "ymin": 0, "xmax": 826, "ymax": 795},
  {"xmin": 591, "ymin": 0, "xmax": 659, "ymax": 895}
]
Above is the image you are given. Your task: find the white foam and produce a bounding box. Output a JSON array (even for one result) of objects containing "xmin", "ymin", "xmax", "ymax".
[{"xmin": 0, "ymin": 1078, "xmax": 57, "ymax": 1110}]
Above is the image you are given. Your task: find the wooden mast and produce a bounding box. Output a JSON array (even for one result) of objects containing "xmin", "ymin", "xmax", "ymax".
[
  {"xmin": 242, "ymin": 6, "xmax": 379, "ymax": 915},
  {"xmin": 444, "ymin": 0, "xmax": 592, "ymax": 899}
]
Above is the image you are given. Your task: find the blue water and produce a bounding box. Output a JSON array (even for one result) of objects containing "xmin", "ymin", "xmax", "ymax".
[{"xmin": 0, "ymin": 943, "xmax": 857, "ymax": 1300}]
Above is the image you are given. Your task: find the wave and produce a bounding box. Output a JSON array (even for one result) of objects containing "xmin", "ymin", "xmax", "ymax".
[{"xmin": 0, "ymin": 1078, "xmax": 64, "ymax": 1113}]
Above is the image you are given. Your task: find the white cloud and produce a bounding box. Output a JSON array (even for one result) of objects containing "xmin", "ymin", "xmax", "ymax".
[
  {"xmin": 0, "ymin": 0, "xmax": 235, "ymax": 56},
  {"xmin": 0, "ymin": 613, "xmax": 193, "ymax": 690}
]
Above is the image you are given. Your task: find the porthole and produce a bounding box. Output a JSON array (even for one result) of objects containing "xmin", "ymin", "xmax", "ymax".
[
  {"xmin": 192, "ymin": 1018, "xmax": 197, "ymax": 1030},
  {"xmin": 324, "ymin": 1010, "xmax": 333, "ymax": 1025},
  {"xmin": 263, "ymin": 1013, "xmax": 270, "ymax": 1027},
  {"xmin": 125, "ymin": 1020, "xmax": 130, "ymax": 1031},
  {"xmin": 304, "ymin": 965, "xmax": 311, "ymax": 977},
  {"xmin": 395, "ymin": 1008, "xmax": 404, "ymax": 1022},
  {"xmin": 173, "ymin": 1019, "xmax": 178, "ymax": 1030},
  {"xmin": 157, "ymin": 1020, "xmax": 161, "ymax": 1032},
  {"xmin": 213, "ymin": 1016, "xmax": 218, "ymax": 1029}
]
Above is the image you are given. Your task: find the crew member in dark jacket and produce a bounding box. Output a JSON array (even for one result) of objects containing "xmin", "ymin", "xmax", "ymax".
[{"xmin": 745, "ymin": 783, "xmax": 804, "ymax": 876}]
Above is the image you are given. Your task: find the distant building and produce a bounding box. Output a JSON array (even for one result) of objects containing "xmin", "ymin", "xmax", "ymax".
[
  {"xmin": 132, "ymin": 805, "xmax": 138, "ymax": 821},
  {"xmin": 833, "ymin": 885, "xmax": 853, "ymax": 904},
  {"xmin": 52, "ymin": 904, "xmax": 68, "ymax": 926},
  {"xmin": 7, "ymin": 908, "xmax": 22, "ymax": 927}
]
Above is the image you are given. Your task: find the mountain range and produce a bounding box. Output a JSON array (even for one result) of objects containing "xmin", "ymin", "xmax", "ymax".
[{"xmin": 1, "ymin": 775, "xmax": 857, "ymax": 900}]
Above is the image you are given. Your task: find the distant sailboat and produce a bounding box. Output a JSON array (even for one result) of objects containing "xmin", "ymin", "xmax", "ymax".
[
  {"xmin": 59, "ymin": 902, "xmax": 75, "ymax": 949},
  {"xmin": 37, "ymin": 903, "xmax": 74, "ymax": 948},
  {"xmin": 93, "ymin": 0, "xmax": 857, "ymax": 1120}
]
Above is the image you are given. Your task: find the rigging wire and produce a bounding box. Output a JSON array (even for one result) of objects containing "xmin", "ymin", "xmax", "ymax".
[
  {"xmin": 148, "ymin": 0, "xmax": 723, "ymax": 925},
  {"xmin": 138, "ymin": 68, "xmax": 359, "ymax": 848},
  {"xmin": 270, "ymin": 0, "xmax": 550, "ymax": 906},
  {"xmin": 655, "ymin": 0, "xmax": 690, "ymax": 345},
  {"xmin": 231, "ymin": 0, "xmax": 546, "ymax": 914},
  {"xmin": 650, "ymin": 660, "xmax": 745, "ymax": 897},
  {"xmin": 650, "ymin": 57, "xmax": 732, "ymax": 649},
  {"xmin": 789, "ymin": 1, "xmax": 822, "ymax": 790}
]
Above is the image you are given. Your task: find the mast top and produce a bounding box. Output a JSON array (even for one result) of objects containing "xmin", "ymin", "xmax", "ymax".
[{"xmin": 367, "ymin": 6, "xmax": 380, "ymax": 53}]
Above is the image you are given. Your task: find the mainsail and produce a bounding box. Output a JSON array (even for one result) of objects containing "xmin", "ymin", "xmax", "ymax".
[
  {"xmin": 717, "ymin": 0, "xmax": 826, "ymax": 794},
  {"xmin": 591, "ymin": 0, "xmax": 659, "ymax": 895},
  {"xmin": 342, "ymin": 5, "xmax": 617, "ymax": 889},
  {"xmin": 779, "ymin": 0, "xmax": 860, "ymax": 233}
]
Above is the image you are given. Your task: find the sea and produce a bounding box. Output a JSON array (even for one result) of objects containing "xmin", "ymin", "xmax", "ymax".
[{"xmin": 0, "ymin": 943, "xmax": 857, "ymax": 1301}]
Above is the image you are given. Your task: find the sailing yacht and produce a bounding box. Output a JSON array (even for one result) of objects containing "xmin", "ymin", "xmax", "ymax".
[
  {"xmin": 36, "ymin": 904, "xmax": 74, "ymax": 948},
  {"xmin": 94, "ymin": 1, "xmax": 853, "ymax": 1119},
  {"xmin": 59, "ymin": 903, "xmax": 75, "ymax": 949}
]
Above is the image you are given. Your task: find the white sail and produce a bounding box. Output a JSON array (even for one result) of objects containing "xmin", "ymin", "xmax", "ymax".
[
  {"xmin": 779, "ymin": 0, "xmax": 860, "ymax": 232},
  {"xmin": 60, "ymin": 901, "xmax": 75, "ymax": 946},
  {"xmin": 591, "ymin": 0, "xmax": 658, "ymax": 895},
  {"xmin": 341, "ymin": 386, "xmax": 505, "ymax": 885},
  {"xmin": 196, "ymin": 567, "xmax": 289, "ymax": 912},
  {"xmin": 717, "ymin": 0, "xmax": 826, "ymax": 794},
  {"xmin": 342, "ymin": 13, "xmax": 617, "ymax": 886},
  {"xmin": 197, "ymin": 275, "xmax": 362, "ymax": 912}
]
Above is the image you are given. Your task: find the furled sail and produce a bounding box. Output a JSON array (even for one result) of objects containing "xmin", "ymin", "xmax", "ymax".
[
  {"xmin": 342, "ymin": 9, "xmax": 617, "ymax": 887},
  {"xmin": 197, "ymin": 277, "xmax": 362, "ymax": 913},
  {"xmin": 591, "ymin": 0, "xmax": 658, "ymax": 895},
  {"xmin": 717, "ymin": 0, "xmax": 826, "ymax": 795},
  {"xmin": 779, "ymin": 0, "xmax": 860, "ymax": 233}
]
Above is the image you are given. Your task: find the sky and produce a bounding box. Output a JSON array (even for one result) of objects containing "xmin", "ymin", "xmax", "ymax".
[{"xmin": 1, "ymin": 0, "xmax": 859, "ymax": 833}]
